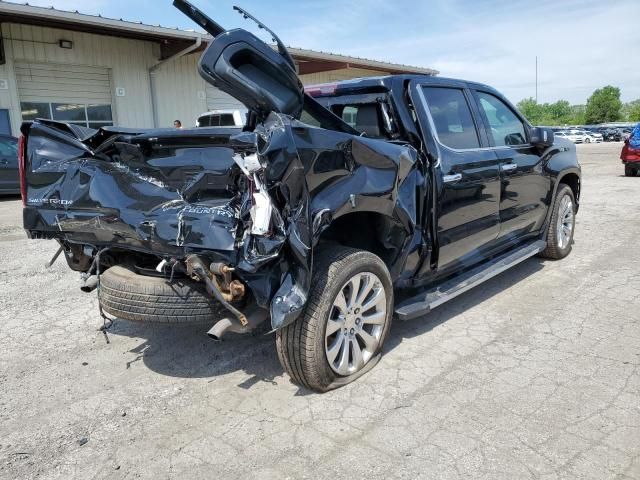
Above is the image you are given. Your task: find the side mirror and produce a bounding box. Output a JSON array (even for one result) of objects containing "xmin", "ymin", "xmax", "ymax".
[{"xmin": 529, "ymin": 127, "xmax": 554, "ymax": 148}]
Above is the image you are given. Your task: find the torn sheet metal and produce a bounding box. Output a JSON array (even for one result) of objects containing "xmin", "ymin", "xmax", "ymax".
[
  {"xmin": 23, "ymin": 113, "xmax": 426, "ymax": 331},
  {"xmin": 24, "ymin": 124, "xmax": 243, "ymax": 258}
]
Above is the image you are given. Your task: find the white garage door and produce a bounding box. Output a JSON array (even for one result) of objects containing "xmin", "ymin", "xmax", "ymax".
[
  {"xmin": 16, "ymin": 62, "xmax": 114, "ymax": 128},
  {"xmin": 205, "ymin": 85, "xmax": 245, "ymax": 111}
]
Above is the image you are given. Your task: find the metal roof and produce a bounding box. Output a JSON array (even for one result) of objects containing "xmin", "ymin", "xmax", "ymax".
[
  {"xmin": 0, "ymin": 1, "xmax": 208, "ymax": 41},
  {"xmin": 0, "ymin": 1, "xmax": 438, "ymax": 75},
  {"xmin": 289, "ymin": 47, "xmax": 438, "ymax": 76}
]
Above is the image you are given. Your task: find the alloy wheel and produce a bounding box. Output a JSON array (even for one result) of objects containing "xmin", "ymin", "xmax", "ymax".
[
  {"xmin": 557, "ymin": 195, "xmax": 574, "ymax": 249},
  {"xmin": 324, "ymin": 272, "xmax": 387, "ymax": 376}
]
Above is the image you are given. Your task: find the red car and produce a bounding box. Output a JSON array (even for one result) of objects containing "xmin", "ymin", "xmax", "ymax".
[{"xmin": 621, "ymin": 139, "xmax": 640, "ymax": 177}]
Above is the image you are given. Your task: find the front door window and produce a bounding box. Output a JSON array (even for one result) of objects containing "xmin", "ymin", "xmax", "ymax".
[{"xmin": 476, "ymin": 92, "xmax": 527, "ymax": 146}]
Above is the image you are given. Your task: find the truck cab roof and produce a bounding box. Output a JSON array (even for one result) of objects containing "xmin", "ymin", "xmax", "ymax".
[{"xmin": 304, "ymin": 74, "xmax": 502, "ymax": 99}]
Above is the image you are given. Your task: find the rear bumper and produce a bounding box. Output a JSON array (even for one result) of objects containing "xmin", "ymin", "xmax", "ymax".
[{"xmin": 622, "ymin": 155, "xmax": 640, "ymax": 163}]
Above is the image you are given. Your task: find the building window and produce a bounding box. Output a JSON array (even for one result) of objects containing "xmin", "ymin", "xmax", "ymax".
[
  {"xmin": 52, "ymin": 103, "xmax": 86, "ymax": 122},
  {"xmin": 20, "ymin": 102, "xmax": 50, "ymax": 121},
  {"xmin": 20, "ymin": 102, "xmax": 113, "ymax": 128}
]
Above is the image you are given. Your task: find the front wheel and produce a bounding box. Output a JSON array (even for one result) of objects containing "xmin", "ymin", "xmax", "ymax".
[
  {"xmin": 276, "ymin": 247, "xmax": 393, "ymax": 392},
  {"xmin": 539, "ymin": 184, "xmax": 576, "ymax": 260},
  {"xmin": 584, "ymin": 137, "xmax": 591, "ymax": 143}
]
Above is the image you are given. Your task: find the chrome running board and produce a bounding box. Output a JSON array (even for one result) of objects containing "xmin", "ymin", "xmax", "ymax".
[{"xmin": 395, "ymin": 240, "xmax": 546, "ymax": 321}]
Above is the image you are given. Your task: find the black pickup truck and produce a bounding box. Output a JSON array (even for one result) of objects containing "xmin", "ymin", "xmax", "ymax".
[{"xmin": 18, "ymin": 1, "xmax": 580, "ymax": 392}]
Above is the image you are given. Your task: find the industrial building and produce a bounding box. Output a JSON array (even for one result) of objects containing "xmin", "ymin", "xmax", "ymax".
[{"xmin": 0, "ymin": 2, "xmax": 437, "ymax": 137}]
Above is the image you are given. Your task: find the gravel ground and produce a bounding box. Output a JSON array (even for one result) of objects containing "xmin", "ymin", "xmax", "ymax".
[{"xmin": 0, "ymin": 142, "xmax": 638, "ymax": 480}]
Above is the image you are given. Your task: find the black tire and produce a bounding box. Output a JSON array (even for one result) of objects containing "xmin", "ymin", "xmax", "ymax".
[
  {"xmin": 625, "ymin": 165, "xmax": 636, "ymax": 177},
  {"xmin": 275, "ymin": 247, "xmax": 394, "ymax": 392},
  {"xmin": 539, "ymin": 184, "xmax": 576, "ymax": 260},
  {"xmin": 99, "ymin": 265, "xmax": 223, "ymax": 324}
]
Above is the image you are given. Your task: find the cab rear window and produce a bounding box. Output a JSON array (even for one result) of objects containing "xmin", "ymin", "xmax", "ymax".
[{"xmin": 198, "ymin": 114, "xmax": 236, "ymax": 127}]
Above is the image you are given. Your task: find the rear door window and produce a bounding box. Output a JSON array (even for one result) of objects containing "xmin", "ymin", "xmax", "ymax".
[
  {"xmin": 422, "ymin": 87, "xmax": 480, "ymax": 150},
  {"xmin": 476, "ymin": 92, "xmax": 527, "ymax": 146}
]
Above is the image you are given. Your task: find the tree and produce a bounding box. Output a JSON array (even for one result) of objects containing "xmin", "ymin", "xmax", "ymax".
[
  {"xmin": 517, "ymin": 98, "xmax": 580, "ymax": 126},
  {"xmin": 626, "ymin": 100, "xmax": 640, "ymax": 122},
  {"xmin": 517, "ymin": 97, "xmax": 543, "ymax": 125},
  {"xmin": 547, "ymin": 100, "xmax": 572, "ymax": 124},
  {"xmin": 569, "ymin": 105, "xmax": 586, "ymax": 125},
  {"xmin": 585, "ymin": 86, "xmax": 622, "ymax": 124}
]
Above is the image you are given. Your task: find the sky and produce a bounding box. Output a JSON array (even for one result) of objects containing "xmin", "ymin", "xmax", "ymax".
[{"xmin": 12, "ymin": 0, "xmax": 640, "ymax": 105}]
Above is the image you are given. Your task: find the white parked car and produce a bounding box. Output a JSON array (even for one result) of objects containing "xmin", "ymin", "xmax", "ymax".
[
  {"xmin": 196, "ymin": 109, "xmax": 246, "ymax": 127},
  {"xmin": 570, "ymin": 129, "xmax": 602, "ymax": 143},
  {"xmin": 555, "ymin": 130, "xmax": 587, "ymax": 144}
]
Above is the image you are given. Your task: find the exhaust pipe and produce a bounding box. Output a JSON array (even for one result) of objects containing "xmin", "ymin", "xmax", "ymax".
[
  {"xmin": 80, "ymin": 275, "xmax": 99, "ymax": 293},
  {"xmin": 206, "ymin": 304, "xmax": 269, "ymax": 341},
  {"xmin": 207, "ymin": 318, "xmax": 234, "ymax": 342}
]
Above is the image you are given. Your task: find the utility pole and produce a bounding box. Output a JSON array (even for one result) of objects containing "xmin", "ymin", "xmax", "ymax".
[{"xmin": 535, "ymin": 56, "xmax": 538, "ymax": 103}]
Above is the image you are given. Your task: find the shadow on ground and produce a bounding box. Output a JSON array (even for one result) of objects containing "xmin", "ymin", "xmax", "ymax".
[
  {"xmin": 106, "ymin": 257, "xmax": 545, "ymax": 391},
  {"xmin": 0, "ymin": 194, "xmax": 21, "ymax": 202}
]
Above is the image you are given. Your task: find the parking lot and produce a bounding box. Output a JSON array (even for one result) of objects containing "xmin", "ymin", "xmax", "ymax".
[{"xmin": 0, "ymin": 142, "xmax": 638, "ymax": 479}]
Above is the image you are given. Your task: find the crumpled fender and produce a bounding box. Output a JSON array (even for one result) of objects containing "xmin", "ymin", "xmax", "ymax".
[
  {"xmin": 251, "ymin": 113, "xmax": 426, "ymax": 331},
  {"xmin": 248, "ymin": 114, "xmax": 313, "ymax": 330}
]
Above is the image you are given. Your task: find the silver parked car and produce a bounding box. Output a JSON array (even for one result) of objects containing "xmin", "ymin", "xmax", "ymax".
[
  {"xmin": 555, "ymin": 130, "xmax": 586, "ymax": 144},
  {"xmin": 570, "ymin": 129, "xmax": 602, "ymax": 143}
]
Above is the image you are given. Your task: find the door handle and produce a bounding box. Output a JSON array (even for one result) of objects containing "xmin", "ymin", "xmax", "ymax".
[
  {"xmin": 501, "ymin": 163, "xmax": 517, "ymax": 172},
  {"xmin": 0, "ymin": 159, "xmax": 7, "ymax": 165},
  {"xmin": 443, "ymin": 173, "xmax": 462, "ymax": 183}
]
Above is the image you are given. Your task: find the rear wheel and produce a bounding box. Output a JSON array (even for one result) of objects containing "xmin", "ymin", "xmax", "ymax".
[
  {"xmin": 276, "ymin": 247, "xmax": 393, "ymax": 392},
  {"xmin": 584, "ymin": 137, "xmax": 591, "ymax": 143},
  {"xmin": 625, "ymin": 164, "xmax": 636, "ymax": 177},
  {"xmin": 539, "ymin": 184, "xmax": 576, "ymax": 260}
]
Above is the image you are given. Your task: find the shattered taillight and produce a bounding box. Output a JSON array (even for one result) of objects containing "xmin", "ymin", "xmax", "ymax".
[{"xmin": 18, "ymin": 135, "xmax": 27, "ymax": 206}]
